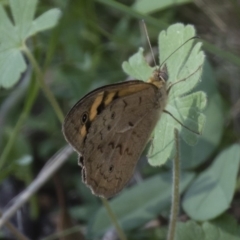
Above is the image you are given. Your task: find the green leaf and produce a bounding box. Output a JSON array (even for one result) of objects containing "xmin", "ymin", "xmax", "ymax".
[
  {"xmin": 27, "ymin": 8, "xmax": 62, "ymax": 38},
  {"xmin": 122, "ymin": 47, "xmax": 154, "ymax": 81},
  {"xmin": 150, "ymin": 24, "xmax": 206, "ymax": 166},
  {"xmin": 0, "ymin": 5, "xmax": 18, "ymax": 48},
  {"xmin": 182, "ymin": 144, "xmax": 240, "ymax": 221},
  {"xmin": 180, "ymin": 61, "xmax": 225, "ymax": 169},
  {"xmin": 88, "ymin": 172, "xmax": 195, "ymax": 238},
  {"xmin": 177, "ymin": 218, "xmax": 240, "ymax": 240},
  {"xmin": 177, "ymin": 221, "xmax": 205, "ymax": 240},
  {"xmin": 0, "ymin": 49, "xmax": 26, "ymax": 88},
  {"xmin": 122, "ymin": 23, "xmax": 206, "ymax": 166},
  {"xmin": 132, "ymin": 0, "xmax": 192, "ymax": 14},
  {"xmin": 10, "ymin": 0, "xmax": 38, "ymax": 40},
  {"xmin": 211, "ymin": 214, "xmax": 240, "ymax": 238},
  {"xmin": 17, "ymin": 155, "xmax": 33, "ymax": 166},
  {"xmin": 0, "ymin": 0, "xmax": 61, "ymax": 88},
  {"xmin": 69, "ymin": 204, "xmax": 100, "ymax": 222}
]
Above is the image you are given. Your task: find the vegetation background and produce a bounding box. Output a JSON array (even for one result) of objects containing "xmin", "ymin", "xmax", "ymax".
[{"xmin": 0, "ymin": 0, "xmax": 240, "ymax": 239}]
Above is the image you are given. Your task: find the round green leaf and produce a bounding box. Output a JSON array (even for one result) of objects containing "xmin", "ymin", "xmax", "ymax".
[{"xmin": 183, "ymin": 144, "xmax": 240, "ymax": 221}]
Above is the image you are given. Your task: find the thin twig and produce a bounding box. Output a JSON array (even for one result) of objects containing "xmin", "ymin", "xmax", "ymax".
[
  {"xmin": 0, "ymin": 146, "xmax": 73, "ymax": 228},
  {"xmin": 0, "ymin": 211, "xmax": 30, "ymax": 240},
  {"xmin": 167, "ymin": 128, "xmax": 180, "ymax": 240},
  {"xmin": 0, "ymin": 69, "xmax": 35, "ymax": 169},
  {"xmin": 22, "ymin": 45, "xmax": 64, "ymax": 123}
]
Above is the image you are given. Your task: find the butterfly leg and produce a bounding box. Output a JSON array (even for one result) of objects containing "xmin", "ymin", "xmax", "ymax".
[{"xmin": 163, "ymin": 110, "xmax": 200, "ymax": 135}]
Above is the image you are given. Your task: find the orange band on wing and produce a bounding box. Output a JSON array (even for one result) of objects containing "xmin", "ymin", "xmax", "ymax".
[
  {"xmin": 118, "ymin": 84, "xmax": 149, "ymax": 97},
  {"xmin": 89, "ymin": 92, "xmax": 104, "ymax": 121},
  {"xmin": 104, "ymin": 91, "xmax": 116, "ymax": 106},
  {"xmin": 80, "ymin": 125, "xmax": 87, "ymax": 138}
]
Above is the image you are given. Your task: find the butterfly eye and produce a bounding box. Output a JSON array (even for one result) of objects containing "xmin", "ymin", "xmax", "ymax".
[
  {"xmin": 159, "ymin": 71, "xmax": 168, "ymax": 81},
  {"xmin": 81, "ymin": 112, "xmax": 88, "ymax": 124}
]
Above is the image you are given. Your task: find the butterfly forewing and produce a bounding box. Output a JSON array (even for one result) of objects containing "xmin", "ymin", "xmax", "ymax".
[{"xmin": 63, "ymin": 80, "xmax": 150, "ymax": 153}]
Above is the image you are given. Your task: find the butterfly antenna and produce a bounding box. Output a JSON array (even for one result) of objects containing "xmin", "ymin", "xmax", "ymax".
[
  {"xmin": 142, "ymin": 19, "xmax": 157, "ymax": 68},
  {"xmin": 160, "ymin": 36, "xmax": 200, "ymax": 68}
]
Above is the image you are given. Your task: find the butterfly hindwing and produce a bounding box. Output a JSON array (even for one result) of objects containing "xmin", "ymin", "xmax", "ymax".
[{"xmin": 82, "ymin": 82, "xmax": 163, "ymax": 197}]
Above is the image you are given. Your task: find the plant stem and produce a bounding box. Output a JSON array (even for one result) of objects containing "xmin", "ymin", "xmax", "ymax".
[
  {"xmin": 22, "ymin": 45, "xmax": 64, "ymax": 123},
  {"xmin": 101, "ymin": 198, "xmax": 127, "ymax": 240},
  {"xmin": 0, "ymin": 112, "xmax": 26, "ymax": 169},
  {"xmin": 167, "ymin": 128, "xmax": 180, "ymax": 240},
  {"xmin": 0, "ymin": 78, "xmax": 39, "ymax": 169},
  {"xmin": 0, "ymin": 211, "xmax": 30, "ymax": 240}
]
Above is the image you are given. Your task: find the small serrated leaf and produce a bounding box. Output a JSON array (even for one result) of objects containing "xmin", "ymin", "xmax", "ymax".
[
  {"xmin": 122, "ymin": 47, "xmax": 154, "ymax": 81},
  {"xmin": 180, "ymin": 61, "xmax": 225, "ymax": 169},
  {"xmin": 10, "ymin": 0, "xmax": 38, "ymax": 40},
  {"xmin": 122, "ymin": 24, "xmax": 206, "ymax": 166},
  {"xmin": 0, "ymin": 1, "xmax": 61, "ymax": 88},
  {"xmin": 10, "ymin": 0, "xmax": 37, "ymax": 25},
  {"xmin": 0, "ymin": 5, "xmax": 18, "ymax": 47},
  {"xmin": 27, "ymin": 8, "xmax": 62, "ymax": 38},
  {"xmin": 154, "ymin": 24, "xmax": 205, "ymax": 165}
]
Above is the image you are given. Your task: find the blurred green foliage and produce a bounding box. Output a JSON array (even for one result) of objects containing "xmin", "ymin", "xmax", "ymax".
[{"xmin": 0, "ymin": 0, "xmax": 240, "ymax": 240}]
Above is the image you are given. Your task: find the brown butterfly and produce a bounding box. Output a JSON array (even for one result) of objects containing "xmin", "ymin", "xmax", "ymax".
[{"xmin": 62, "ymin": 67, "xmax": 171, "ymax": 198}]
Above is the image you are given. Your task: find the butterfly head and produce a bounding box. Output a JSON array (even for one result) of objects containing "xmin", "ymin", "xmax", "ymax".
[{"xmin": 147, "ymin": 65, "xmax": 168, "ymax": 89}]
